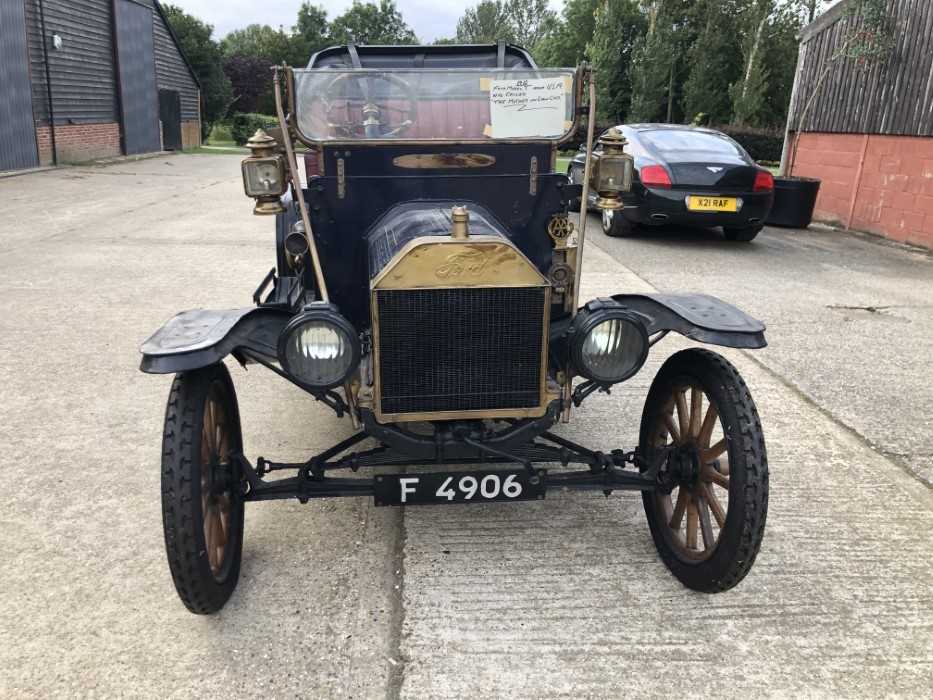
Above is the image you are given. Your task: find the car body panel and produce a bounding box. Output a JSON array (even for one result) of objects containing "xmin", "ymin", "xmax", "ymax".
[
  {"xmin": 140, "ymin": 307, "xmax": 290, "ymax": 374},
  {"xmin": 612, "ymin": 293, "xmax": 766, "ymax": 348},
  {"xmin": 570, "ymin": 124, "xmax": 774, "ymax": 229}
]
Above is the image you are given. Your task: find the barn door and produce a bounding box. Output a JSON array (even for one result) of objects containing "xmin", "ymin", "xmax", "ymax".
[
  {"xmin": 0, "ymin": 0, "xmax": 40, "ymax": 171},
  {"xmin": 114, "ymin": 0, "xmax": 160, "ymax": 154},
  {"xmin": 159, "ymin": 90, "xmax": 182, "ymax": 150}
]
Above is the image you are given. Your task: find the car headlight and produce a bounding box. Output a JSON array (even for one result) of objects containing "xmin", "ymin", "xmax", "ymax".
[
  {"xmin": 570, "ymin": 305, "xmax": 649, "ymax": 384},
  {"xmin": 278, "ymin": 304, "xmax": 360, "ymax": 390}
]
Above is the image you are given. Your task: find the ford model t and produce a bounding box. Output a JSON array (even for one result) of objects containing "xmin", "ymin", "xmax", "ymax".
[{"xmin": 141, "ymin": 43, "xmax": 769, "ymax": 614}]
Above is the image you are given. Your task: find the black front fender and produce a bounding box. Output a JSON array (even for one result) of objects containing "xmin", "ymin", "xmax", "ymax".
[
  {"xmin": 610, "ymin": 293, "xmax": 766, "ymax": 349},
  {"xmin": 139, "ymin": 308, "xmax": 292, "ymax": 374}
]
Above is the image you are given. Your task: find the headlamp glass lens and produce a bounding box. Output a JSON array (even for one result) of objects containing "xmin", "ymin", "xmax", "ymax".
[
  {"xmin": 243, "ymin": 158, "xmax": 284, "ymax": 197},
  {"xmin": 284, "ymin": 320, "xmax": 353, "ymax": 387},
  {"xmin": 580, "ymin": 317, "xmax": 645, "ymax": 382},
  {"xmin": 595, "ymin": 155, "xmax": 633, "ymax": 193}
]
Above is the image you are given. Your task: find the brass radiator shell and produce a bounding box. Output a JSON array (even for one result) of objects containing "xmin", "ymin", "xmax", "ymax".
[{"xmin": 370, "ymin": 236, "xmax": 554, "ymax": 423}]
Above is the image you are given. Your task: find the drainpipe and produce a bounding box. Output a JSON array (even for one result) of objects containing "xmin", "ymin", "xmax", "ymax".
[{"xmin": 37, "ymin": 0, "xmax": 58, "ymax": 165}]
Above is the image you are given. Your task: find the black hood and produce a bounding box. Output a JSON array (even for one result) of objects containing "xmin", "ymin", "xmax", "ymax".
[{"xmin": 366, "ymin": 200, "xmax": 510, "ymax": 281}]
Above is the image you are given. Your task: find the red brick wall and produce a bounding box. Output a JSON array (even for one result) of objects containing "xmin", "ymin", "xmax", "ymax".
[
  {"xmin": 790, "ymin": 132, "xmax": 933, "ymax": 249},
  {"xmin": 35, "ymin": 123, "xmax": 122, "ymax": 166}
]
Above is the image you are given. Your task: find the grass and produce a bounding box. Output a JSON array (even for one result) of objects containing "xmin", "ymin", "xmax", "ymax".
[
  {"xmin": 208, "ymin": 123, "xmax": 234, "ymax": 143},
  {"xmin": 556, "ymin": 156, "xmax": 572, "ymax": 173},
  {"xmin": 185, "ymin": 145, "xmax": 248, "ymax": 155}
]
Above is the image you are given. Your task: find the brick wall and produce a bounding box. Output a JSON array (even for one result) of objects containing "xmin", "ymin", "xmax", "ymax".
[
  {"xmin": 35, "ymin": 122, "xmax": 122, "ymax": 166},
  {"xmin": 791, "ymin": 132, "xmax": 933, "ymax": 249}
]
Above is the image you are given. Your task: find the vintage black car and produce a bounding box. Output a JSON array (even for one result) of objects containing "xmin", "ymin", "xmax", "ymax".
[
  {"xmin": 140, "ymin": 43, "xmax": 769, "ymax": 614},
  {"xmin": 569, "ymin": 124, "xmax": 775, "ymax": 241}
]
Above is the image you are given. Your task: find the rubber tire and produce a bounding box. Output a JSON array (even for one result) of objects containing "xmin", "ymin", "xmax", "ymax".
[
  {"xmin": 640, "ymin": 349, "xmax": 768, "ymax": 593},
  {"xmin": 723, "ymin": 225, "xmax": 762, "ymax": 242},
  {"xmin": 161, "ymin": 363, "xmax": 245, "ymax": 614},
  {"xmin": 602, "ymin": 208, "xmax": 635, "ymax": 237}
]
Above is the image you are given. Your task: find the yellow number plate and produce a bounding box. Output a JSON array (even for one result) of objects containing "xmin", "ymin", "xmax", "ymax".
[{"xmin": 687, "ymin": 196, "xmax": 737, "ymax": 212}]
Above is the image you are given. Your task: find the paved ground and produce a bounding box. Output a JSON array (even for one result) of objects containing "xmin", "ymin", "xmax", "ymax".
[{"xmin": 1, "ymin": 155, "xmax": 931, "ymax": 698}]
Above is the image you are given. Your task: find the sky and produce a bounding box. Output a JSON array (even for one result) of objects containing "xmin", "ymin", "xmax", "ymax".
[{"xmin": 167, "ymin": 0, "xmax": 563, "ymax": 44}]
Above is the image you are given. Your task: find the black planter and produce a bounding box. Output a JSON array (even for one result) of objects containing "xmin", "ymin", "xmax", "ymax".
[{"xmin": 766, "ymin": 176, "xmax": 821, "ymax": 228}]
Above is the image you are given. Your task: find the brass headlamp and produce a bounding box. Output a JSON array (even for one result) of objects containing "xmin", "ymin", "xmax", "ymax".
[
  {"xmin": 242, "ymin": 129, "xmax": 286, "ymax": 215},
  {"xmin": 590, "ymin": 127, "xmax": 634, "ymax": 210}
]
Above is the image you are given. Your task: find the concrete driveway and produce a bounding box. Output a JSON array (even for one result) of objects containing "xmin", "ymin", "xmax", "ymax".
[{"xmin": 1, "ymin": 155, "xmax": 931, "ymax": 698}]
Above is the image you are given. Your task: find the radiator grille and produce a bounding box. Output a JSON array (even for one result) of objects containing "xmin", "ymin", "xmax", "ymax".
[{"xmin": 376, "ymin": 287, "xmax": 546, "ymax": 416}]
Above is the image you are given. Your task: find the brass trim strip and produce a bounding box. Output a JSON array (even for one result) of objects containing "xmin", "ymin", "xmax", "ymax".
[
  {"xmin": 564, "ymin": 70, "xmax": 597, "ymax": 423},
  {"xmin": 274, "ymin": 66, "xmax": 329, "ymax": 303},
  {"xmin": 337, "ymin": 158, "xmax": 346, "ymax": 199}
]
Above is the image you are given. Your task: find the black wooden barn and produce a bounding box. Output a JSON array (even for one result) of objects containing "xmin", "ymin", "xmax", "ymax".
[{"xmin": 0, "ymin": 0, "xmax": 201, "ymax": 172}]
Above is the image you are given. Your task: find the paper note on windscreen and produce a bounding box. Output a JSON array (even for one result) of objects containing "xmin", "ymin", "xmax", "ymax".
[{"xmin": 489, "ymin": 78, "xmax": 566, "ymax": 138}]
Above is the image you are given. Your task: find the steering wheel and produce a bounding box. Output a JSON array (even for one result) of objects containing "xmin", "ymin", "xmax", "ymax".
[{"xmin": 320, "ymin": 72, "xmax": 417, "ymax": 139}]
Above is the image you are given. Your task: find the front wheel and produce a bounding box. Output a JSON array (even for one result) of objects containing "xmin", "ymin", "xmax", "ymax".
[
  {"xmin": 640, "ymin": 349, "xmax": 768, "ymax": 592},
  {"xmin": 602, "ymin": 208, "xmax": 635, "ymax": 237},
  {"xmin": 161, "ymin": 363, "xmax": 245, "ymax": 614}
]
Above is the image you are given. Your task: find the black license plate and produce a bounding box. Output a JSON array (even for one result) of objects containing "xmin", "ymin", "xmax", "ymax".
[{"xmin": 373, "ymin": 469, "xmax": 547, "ymax": 507}]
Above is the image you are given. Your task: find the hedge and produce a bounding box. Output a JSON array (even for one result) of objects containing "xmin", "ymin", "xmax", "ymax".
[
  {"xmin": 713, "ymin": 124, "xmax": 785, "ymax": 163},
  {"xmin": 230, "ymin": 113, "xmax": 279, "ymax": 146}
]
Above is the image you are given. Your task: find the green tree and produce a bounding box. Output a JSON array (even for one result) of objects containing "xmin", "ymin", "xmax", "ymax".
[
  {"xmin": 507, "ymin": 0, "xmax": 558, "ymax": 48},
  {"xmin": 220, "ymin": 23, "xmax": 303, "ymax": 65},
  {"xmin": 223, "ymin": 55, "xmax": 276, "ymax": 114},
  {"xmin": 628, "ymin": 1, "xmax": 689, "ymax": 123},
  {"xmin": 682, "ymin": 0, "xmax": 742, "ymax": 125},
  {"xmin": 220, "ymin": 25, "xmax": 299, "ymax": 113},
  {"xmin": 161, "ymin": 5, "xmax": 233, "ymax": 139},
  {"xmin": 292, "ymin": 3, "xmax": 331, "ymax": 65},
  {"xmin": 730, "ymin": 0, "xmax": 774, "ymax": 125},
  {"xmin": 455, "ymin": 1, "xmax": 510, "ymax": 43},
  {"xmin": 329, "ymin": 0, "xmax": 417, "ymax": 45},
  {"xmin": 454, "ymin": 0, "xmax": 556, "ymax": 50},
  {"xmin": 760, "ymin": 1, "xmax": 805, "ymax": 127},
  {"xmin": 589, "ymin": 0, "xmax": 645, "ymax": 121},
  {"xmin": 534, "ymin": 0, "xmax": 599, "ymax": 67}
]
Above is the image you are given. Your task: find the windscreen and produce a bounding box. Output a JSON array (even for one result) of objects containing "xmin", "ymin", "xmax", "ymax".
[
  {"xmin": 640, "ymin": 129, "xmax": 745, "ymax": 158},
  {"xmin": 293, "ymin": 68, "xmax": 576, "ymax": 142}
]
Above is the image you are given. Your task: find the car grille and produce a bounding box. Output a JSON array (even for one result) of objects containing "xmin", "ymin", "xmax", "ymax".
[{"xmin": 376, "ymin": 287, "xmax": 546, "ymax": 416}]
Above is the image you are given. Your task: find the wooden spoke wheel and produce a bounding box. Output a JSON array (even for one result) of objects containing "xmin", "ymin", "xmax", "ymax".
[
  {"xmin": 640, "ymin": 349, "xmax": 768, "ymax": 592},
  {"xmin": 201, "ymin": 384, "xmax": 235, "ymax": 577},
  {"xmin": 161, "ymin": 363, "xmax": 245, "ymax": 614}
]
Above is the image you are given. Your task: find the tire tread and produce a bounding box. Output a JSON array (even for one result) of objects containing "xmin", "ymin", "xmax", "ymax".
[
  {"xmin": 161, "ymin": 364, "xmax": 243, "ymax": 614},
  {"xmin": 641, "ymin": 348, "xmax": 768, "ymax": 593}
]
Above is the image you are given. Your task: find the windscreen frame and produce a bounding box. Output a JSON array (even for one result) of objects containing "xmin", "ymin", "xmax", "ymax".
[{"xmin": 286, "ymin": 65, "xmax": 584, "ymax": 147}]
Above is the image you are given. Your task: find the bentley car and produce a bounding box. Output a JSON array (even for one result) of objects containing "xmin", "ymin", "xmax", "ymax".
[
  {"xmin": 569, "ymin": 124, "xmax": 775, "ymax": 241},
  {"xmin": 140, "ymin": 43, "xmax": 770, "ymax": 614}
]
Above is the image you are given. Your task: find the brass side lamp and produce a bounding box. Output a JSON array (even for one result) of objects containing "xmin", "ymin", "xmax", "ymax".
[
  {"xmin": 242, "ymin": 129, "xmax": 287, "ymax": 215},
  {"xmin": 590, "ymin": 127, "xmax": 635, "ymax": 210}
]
